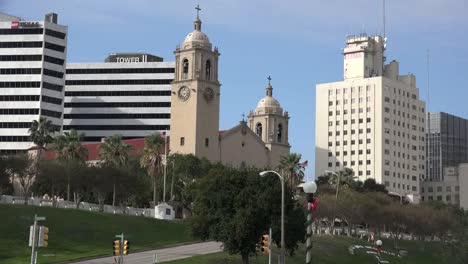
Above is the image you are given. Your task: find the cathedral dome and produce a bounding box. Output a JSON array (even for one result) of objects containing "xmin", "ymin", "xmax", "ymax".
[
  {"xmin": 257, "ymin": 96, "xmax": 281, "ymax": 108},
  {"xmin": 255, "ymin": 79, "xmax": 283, "ymax": 114},
  {"xmin": 182, "ymin": 18, "xmax": 212, "ymax": 50}
]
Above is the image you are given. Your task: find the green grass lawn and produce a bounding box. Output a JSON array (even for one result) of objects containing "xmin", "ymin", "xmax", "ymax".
[
  {"xmin": 0, "ymin": 204, "xmax": 196, "ymax": 264},
  {"xmin": 167, "ymin": 236, "xmax": 458, "ymax": 264}
]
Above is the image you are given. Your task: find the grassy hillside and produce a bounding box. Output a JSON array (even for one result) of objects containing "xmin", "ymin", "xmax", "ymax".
[
  {"xmin": 0, "ymin": 204, "xmax": 195, "ymax": 264},
  {"xmin": 167, "ymin": 236, "xmax": 458, "ymax": 264}
]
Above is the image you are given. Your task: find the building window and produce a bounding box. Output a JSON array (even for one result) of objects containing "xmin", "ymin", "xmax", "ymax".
[
  {"xmin": 328, "ymin": 152, "xmax": 332, "ymax": 157},
  {"xmin": 328, "ymin": 162, "xmax": 332, "ymax": 167},
  {"xmin": 366, "ymin": 160, "xmax": 371, "ymax": 165},
  {"xmin": 437, "ymin": 186, "xmax": 442, "ymax": 192},
  {"xmin": 180, "ymin": 137, "xmax": 185, "ymax": 146},
  {"xmin": 447, "ymin": 186, "xmax": 451, "ymax": 192},
  {"xmin": 366, "ymin": 139, "xmax": 371, "ymax": 144},
  {"xmin": 351, "ymin": 161, "xmax": 355, "ymax": 165},
  {"xmin": 205, "ymin": 138, "xmax": 209, "ymax": 147},
  {"xmin": 277, "ymin": 124, "xmax": 283, "ymax": 143},
  {"xmin": 182, "ymin": 59, "xmax": 189, "ymax": 79},
  {"xmin": 329, "ymin": 101, "xmax": 333, "ymax": 106},
  {"xmin": 366, "ymin": 170, "xmax": 371, "ymax": 175},
  {"xmin": 437, "ymin": 196, "xmax": 442, "ymax": 201},
  {"xmin": 328, "ymin": 142, "xmax": 332, "ymax": 147},
  {"xmin": 428, "ymin": 187, "xmax": 433, "ymax": 193},
  {"xmin": 205, "ymin": 60, "xmax": 211, "ymax": 80},
  {"xmin": 446, "ymin": 195, "xmax": 451, "ymax": 201},
  {"xmin": 366, "ymin": 149, "xmax": 371, "ymax": 154},
  {"xmin": 329, "ymin": 111, "xmax": 333, "ymax": 116},
  {"xmin": 328, "ymin": 121, "xmax": 333, "ymax": 126}
]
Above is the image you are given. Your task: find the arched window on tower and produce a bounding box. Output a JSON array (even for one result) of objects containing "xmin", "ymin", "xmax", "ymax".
[
  {"xmin": 256, "ymin": 123, "xmax": 263, "ymax": 138},
  {"xmin": 205, "ymin": 60, "xmax": 211, "ymax": 80},
  {"xmin": 277, "ymin": 124, "xmax": 283, "ymax": 143},
  {"xmin": 182, "ymin": 59, "xmax": 189, "ymax": 79}
]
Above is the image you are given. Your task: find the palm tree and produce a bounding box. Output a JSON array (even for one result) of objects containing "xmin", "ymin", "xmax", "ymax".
[
  {"xmin": 328, "ymin": 168, "xmax": 357, "ymax": 189},
  {"xmin": 51, "ymin": 129, "xmax": 88, "ymax": 201},
  {"xmin": 29, "ymin": 117, "xmax": 54, "ymax": 149},
  {"xmin": 140, "ymin": 133, "xmax": 165, "ymax": 207},
  {"xmin": 99, "ymin": 134, "xmax": 132, "ymax": 206},
  {"xmin": 278, "ymin": 153, "xmax": 305, "ymax": 187}
]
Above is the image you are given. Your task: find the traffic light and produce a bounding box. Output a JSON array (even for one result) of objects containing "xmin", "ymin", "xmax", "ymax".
[
  {"xmin": 113, "ymin": 240, "xmax": 120, "ymax": 255},
  {"xmin": 38, "ymin": 226, "xmax": 49, "ymax": 248},
  {"xmin": 260, "ymin": 234, "xmax": 269, "ymax": 255},
  {"xmin": 123, "ymin": 240, "xmax": 130, "ymax": 255}
]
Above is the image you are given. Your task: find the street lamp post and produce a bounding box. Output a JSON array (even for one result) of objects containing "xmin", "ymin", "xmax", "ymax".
[
  {"xmin": 260, "ymin": 170, "xmax": 285, "ymax": 264},
  {"xmin": 325, "ymin": 170, "xmax": 339, "ymax": 236},
  {"xmin": 303, "ymin": 181, "xmax": 318, "ymax": 264}
]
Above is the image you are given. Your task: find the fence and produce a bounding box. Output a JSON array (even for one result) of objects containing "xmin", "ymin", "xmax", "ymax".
[{"xmin": 0, "ymin": 195, "xmax": 155, "ymax": 218}]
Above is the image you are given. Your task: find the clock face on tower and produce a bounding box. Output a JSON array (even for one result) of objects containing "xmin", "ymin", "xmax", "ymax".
[
  {"xmin": 178, "ymin": 86, "xmax": 190, "ymax": 101},
  {"xmin": 203, "ymin": 87, "xmax": 214, "ymax": 102}
]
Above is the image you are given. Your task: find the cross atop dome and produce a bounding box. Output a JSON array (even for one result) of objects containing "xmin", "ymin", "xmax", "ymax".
[{"xmin": 195, "ymin": 5, "xmax": 201, "ymax": 19}]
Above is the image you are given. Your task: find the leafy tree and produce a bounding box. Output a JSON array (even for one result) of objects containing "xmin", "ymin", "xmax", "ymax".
[
  {"xmin": 33, "ymin": 160, "xmax": 67, "ymax": 205},
  {"xmin": 362, "ymin": 178, "xmax": 388, "ymax": 193},
  {"xmin": 0, "ymin": 156, "xmax": 13, "ymax": 195},
  {"xmin": 52, "ymin": 129, "xmax": 88, "ymax": 201},
  {"xmin": 278, "ymin": 153, "xmax": 305, "ymax": 187},
  {"xmin": 99, "ymin": 134, "xmax": 132, "ymax": 206},
  {"xmin": 327, "ymin": 167, "xmax": 356, "ymax": 189},
  {"xmin": 5, "ymin": 154, "xmax": 34, "ymax": 203},
  {"xmin": 191, "ymin": 166, "xmax": 305, "ymax": 264},
  {"xmin": 29, "ymin": 117, "xmax": 54, "ymax": 149},
  {"xmin": 168, "ymin": 153, "xmax": 211, "ymax": 216},
  {"xmin": 139, "ymin": 133, "xmax": 165, "ymax": 206}
]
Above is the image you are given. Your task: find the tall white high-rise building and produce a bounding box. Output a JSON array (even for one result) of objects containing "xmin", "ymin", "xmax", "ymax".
[
  {"xmin": 0, "ymin": 13, "xmax": 67, "ymax": 154},
  {"xmin": 64, "ymin": 53, "xmax": 173, "ymax": 141},
  {"xmin": 315, "ymin": 35, "xmax": 426, "ymax": 200}
]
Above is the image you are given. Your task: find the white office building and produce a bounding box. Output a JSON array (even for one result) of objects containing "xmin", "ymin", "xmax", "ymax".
[
  {"xmin": 315, "ymin": 35, "xmax": 426, "ymax": 200},
  {"xmin": 0, "ymin": 13, "xmax": 67, "ymax": 153},
  {"xmin": 64, "ymin": 53, "xmax": 173, "ymax": 141}
]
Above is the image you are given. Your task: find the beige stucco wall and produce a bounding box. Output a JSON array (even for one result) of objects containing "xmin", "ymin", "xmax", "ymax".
[
  {"xmin": 459, "ymin": 164, "xmax": 468, "ymax": 210},
  {"xmin": 219, "ymin": 123, "xmax": 270, "ymax": 168}
]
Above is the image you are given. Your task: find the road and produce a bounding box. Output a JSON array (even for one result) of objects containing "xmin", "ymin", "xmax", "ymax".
[{"xmin": 67, "ymin": 241, "xmax": 223, "ymax": 264}]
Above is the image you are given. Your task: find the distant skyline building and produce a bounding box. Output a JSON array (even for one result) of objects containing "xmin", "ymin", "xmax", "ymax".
[
  {"xmin": 64, "ymin": 53, "xmax": 174, "ymax": 141},
  {"xmin": 426, "ymin": 112, "xmax": 468, "ymax": 181},
  {"xmin": 0, "ymin": 12, "xmax": 67, "ymax": 153},
  {"xmin": 315, "ymin": 34, "xmax": 426, "ymax": 200}
]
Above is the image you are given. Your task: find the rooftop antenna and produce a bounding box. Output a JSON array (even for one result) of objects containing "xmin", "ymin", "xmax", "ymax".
[{"xmin": 383, "ymin": 0, "xmax": 386, "ymax": 39}]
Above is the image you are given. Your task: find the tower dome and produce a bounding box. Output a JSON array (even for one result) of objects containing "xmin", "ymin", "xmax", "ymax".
[
  {"xmin": 182, "ymin": 10, "xmax": 212, "ymax": 50},
  {"xmin": 255, "ymin": 78, "xmax": 283, "ymax": 114}
]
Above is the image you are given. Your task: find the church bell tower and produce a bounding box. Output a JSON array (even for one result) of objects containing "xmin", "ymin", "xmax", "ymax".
[{"xmin": 170, "ymin": 6, "xmax": 221, "ymax": 162}]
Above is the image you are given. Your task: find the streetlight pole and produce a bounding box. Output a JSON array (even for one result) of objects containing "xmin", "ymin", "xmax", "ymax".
[
  {"xmin": 303, "ymin": 181, "xmax": 318, "ymax": 264},
  {"xmin": 260, "ymin": 170, "xmax": 285, "ymax": 264},
  {"xmin": 325, "ymin": 170, "xmax": 339, "ymax": 236}
]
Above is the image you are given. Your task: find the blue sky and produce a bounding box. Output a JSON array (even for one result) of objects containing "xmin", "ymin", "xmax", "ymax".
[{"xmin": 2, "ymin": 0, "xmax": 467, "ymax": 179}]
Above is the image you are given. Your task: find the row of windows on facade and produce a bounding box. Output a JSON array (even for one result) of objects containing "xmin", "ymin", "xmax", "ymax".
[
  {"xmin": 421, "ymin": 186, "xmax": 460, "ymax": 193},
  {"xmin": 75, "ymin": 136, "xmax": 149, "ymax": 142},
  {"xmin": 66, "ymin": 79, "xmax": 172, "ymax": 86},
  {"xmin": 65, "ymin": 90, "xmax": 171, "ymax": 97},
  {"xmin": 384, "ymin": 128, "xmax": 425, "ymax": 139},
  {"xmin": 255, "ymin": 123, "xmax": 284, "ymax": 143},
  {"xmin": 384, "ymin": 169, "xmax": 419, "ymax": 180},
  {"xmin": 328, "ymin": 107, "xmax": 371, "ymax": 115},
  {"xmin": 0, "ymin": 28, "xmax": 66, "ymax": 39},
  {"xmin": 384, "ymin": 159, "xmax": 424, "ymax": 172},
  {"xmin": 384, "ymin": 96, "xmax": 421, "ymax": 109},
  {"xmin": 0, "ymin": 122, "xmax": 60, "ymax": 130},
  {"xmin": 63, "ymin": 125, "xmax": 170, "ymax": 131},
  {"xmin": 384, "ymin": 148, "xmax": 425, "ymax": 162},
  {"xmin": 328, "ymin": 86, "xmax": 373, "ymax": 95},
  {"xmin": 328, "ymin": 139, "xmax": 372, "ymax": 147},
  {"xmin": 0, "ymin": 41, "xmax": 65, "ymax": 53},
  {"xmin": 329, "ymin": 128, "xmax": 371, "ymax": 136},
  {"xmin": 384, "ymin": 108, "xmax": 425, "ymax": 124},
  {"xmin": 328, "ymin": 97, "xmax": 372, "ymax": 105},
  {"xmin": 329, "ymin": 150, "xmax": 371, "ymax": 158},
  {"xmin": 0, "ymin": 68, "xmax": 64, "ymax": 78},
  {"xmin": 0, "ymin": 94, "xmax": 63, "ymax": 105},
  {"xmin": 64, "ymin": 102, "xmax": 171, "ymax": 108},
  {"xmin": 421, "ymin": 195, "xmax": 459, "ymax": 203},
  {"xmin": 384, "ymin": 139, "xmax": 425, "ymax": 152},
  {"xmin": 182, "ymin": 58, "xmax": 212, "ymax": 81},
  {"xmin": 328, "ymin": 86, "xmax": 418, "ymax": 100},
  {"xmin": 384, "ymin": 118, "xmax": 425, "ymax": 131},
  {"xmin": 0, "ymin": 55, "xmax": 64, "ymax": 65},
  {"xmin": 66, "ymin": 68, "xmax": 175, "ymax": 74},
  {"xmin": 328, "ymin": 118, "xmax": 371, "ymax": 126},
  {"xmin": 0, "ymin": 81, "xmax": 63, "ymax": 92},
  {"xmin": 384, "ymin": 181, "xmax": 418, "ymax": 192},
  {"xmin": 64, "ymin": 113, "xmax": 170, "ymax": 119},
  {"xmin": 327, "ymin": 164, "xmax": 372, "ymax": 177},
  {"xmin": 0, "ymin": 108, "xmax": 62, "ymax": 118}
]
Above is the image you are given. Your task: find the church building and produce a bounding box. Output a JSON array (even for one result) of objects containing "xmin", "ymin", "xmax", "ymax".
[{"xmin": 169, "ymin": 10, "xmax": 290, "ymax": 168}]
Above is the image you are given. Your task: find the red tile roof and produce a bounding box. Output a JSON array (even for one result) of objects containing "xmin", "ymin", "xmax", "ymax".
[{"xmin": 43, "ymin": 136, "xmax": 170, "ymax": 161}]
